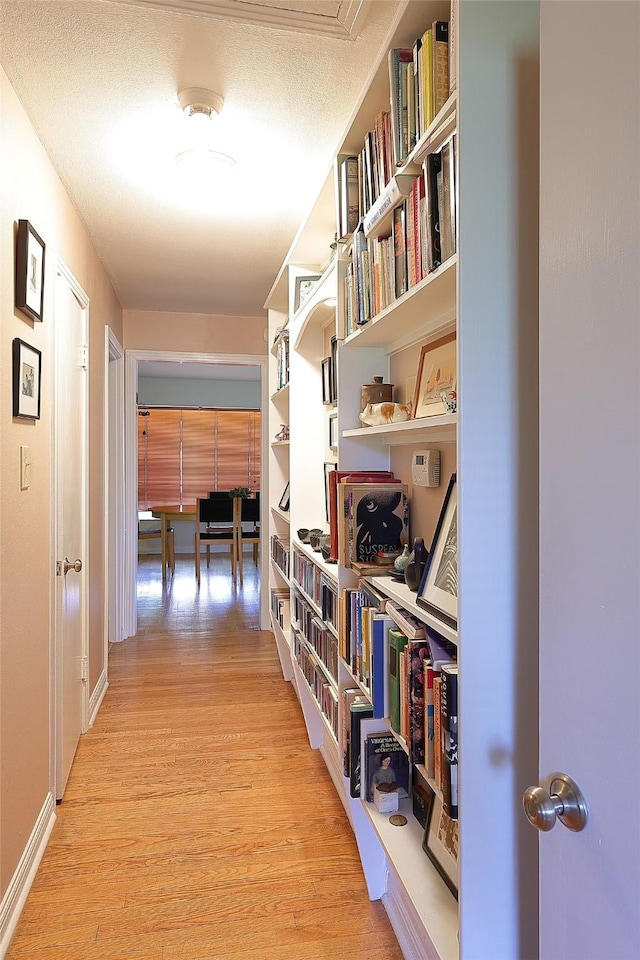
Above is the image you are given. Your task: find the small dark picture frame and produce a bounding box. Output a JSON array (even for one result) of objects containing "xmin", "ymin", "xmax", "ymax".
[
  {"xmin": 13, "ymin": 338, "xmax": 42, "ymax": 420},
  {"xmin": 324, "ymin": 462, "xmax": 336, "ymax": 522},
  {"xmin": 278, "ymin": 481, "xmax": 290, "ymax": 512},
  {"xmin": 329, "ymin": 413, "xmax": 338, "ymax": 451},
  {"xmin": 422, "ymin": 792, "xmax": 458, "ymax": 899},
  {"xmin": 321, "ymin": 357, "xmax": 333, "ymax": 404},
  {"xmin": 15, "ymin": 220, "xmax": 46, "ymax": 322},
  {"xmin": 294, "ymin": 274, "xmax": 321, "ymax": 313}
]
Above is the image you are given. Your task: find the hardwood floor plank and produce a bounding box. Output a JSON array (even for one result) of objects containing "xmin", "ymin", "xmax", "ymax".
[{"xmin": 5, "ymin": 557, "xmax": 403, "ymax": 960}]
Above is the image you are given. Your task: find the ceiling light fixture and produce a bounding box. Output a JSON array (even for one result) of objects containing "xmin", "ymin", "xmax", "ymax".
[{"xmin": 175, "ymin": 87, "xmax": 236, "ymax": 178}]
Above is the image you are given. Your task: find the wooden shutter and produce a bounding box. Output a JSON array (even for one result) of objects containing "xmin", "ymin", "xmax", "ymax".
[{"xmin": 138, "ymin": 407, "xmax": 261, "ymax": 507}]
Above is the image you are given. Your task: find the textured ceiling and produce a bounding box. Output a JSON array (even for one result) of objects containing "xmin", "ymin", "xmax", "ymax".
[{"xmin": 0, "ymin": 0, "xmax": 400, "ymax": 317}]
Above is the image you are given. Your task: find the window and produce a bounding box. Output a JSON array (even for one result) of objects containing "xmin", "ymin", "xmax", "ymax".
[{"xmin": 138, "ymin": 407, "xmax": 260, "ymax": 508}]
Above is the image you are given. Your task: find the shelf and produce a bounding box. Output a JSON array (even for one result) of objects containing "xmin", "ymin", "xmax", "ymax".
[
  {"xmin": 342, "ymin": 413, "xmax": 456, "ymax": 446},
  {"xmin": 291, "ymin": 260, "xmax": 338, "ymax": 350},
  {"xmin": 409, "ymin": 91, "xmax": 457, "ymax": 167},
  {"xmin": 293, "ymin": 538, "xmax": 339, "ymax": 584},
  {"xmin": 270, "ymin": 383, "xmax": 289, "ymax": 402},
  {"xmin": 361, "ymin": 795, "xmax": 458, "ymax": 958},
  {"xmin": 270, "ymin": 613, "xmax": 294, "ymax": 682},
  {"xmin": 367, "ymin": 576, "xmax": 458, "ymax": 646},
  {"xmin": 271, "ymin": 440, "xmax": 290, "ymax": 448},
  {"xmin": 271, "ymin": 506, "xmax": 290, "ymax": 523},
  {"xmin": 270, "ymin": 557, "xmax": 290, "ymax": 586},
  {"xmin": 344, "ymin": 257, "xmax": 456, "ymax": 353}
]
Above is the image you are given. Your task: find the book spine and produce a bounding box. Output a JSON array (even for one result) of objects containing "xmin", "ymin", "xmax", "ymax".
[
  {"xmin": 433, "ymin": 673, "xmax": 442, "ymax": 790},
  {"xmin": 424, "ymin": 661, "xmax": 435, "ymax": 779},
  {"xmin": 432, "ymin": 20, "xmax": 450, "ymax": 117},
  {"xmin": 408, "ymin": 640, "xmax": 429, "ymax": 764},
  {"xmin": 388, "ymin": 627, "xmax": 408, "ymax": 734},
  {"xmin": 384, "ymin": 599, "xmax": 426, "ymax": 639},
  {"xmin": 440, "ymin": 665, "xmax": 458, "ymax": 819}
]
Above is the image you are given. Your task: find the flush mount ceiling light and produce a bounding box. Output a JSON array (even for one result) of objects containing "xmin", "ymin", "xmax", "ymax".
[{"xmin": 175, "ymin": 87, "xmax": 236, "ymax": 176}]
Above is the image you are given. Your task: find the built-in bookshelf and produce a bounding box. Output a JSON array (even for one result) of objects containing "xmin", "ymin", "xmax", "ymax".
[{"xmin": 264, "ymin": 2, "xmax": 540, "ymax": 957}]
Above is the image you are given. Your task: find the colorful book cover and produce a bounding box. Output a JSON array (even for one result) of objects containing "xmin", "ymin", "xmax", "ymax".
[
  {"xmin": 364, "ymin": 731, "xmax": 409, "ymax": 802},
  {"xmin": 339, "ymin": 482, "xmax": 408, "ymax": 567}
]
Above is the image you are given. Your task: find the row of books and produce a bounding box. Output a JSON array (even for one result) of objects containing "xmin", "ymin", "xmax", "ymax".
[
  {"xmin": 293, "ymin": 628, "xmax": 339, "ymax": 741},
  {"xmin": 344, "ymin": 134, "xmax": 457, "ymax": 334},
  {"xmin": 340, "ymin": 581, "xmax": 459, "ymax": 819},
  {"xmin": 270, "ymin": 588, "xmax": 290, "ymax": 633},
  {"xmin": 389, "ymin": 19, "xmax": 452, "ymax": 167},
  {"xmin": 292, "ymin": 587, "xmax": 339, "ymax": 684},
  {"xmin": 270, "ymin": 534, "xmax": 290, "ymax": 580},
  {"xmin": 291, "ymin": 547, "xmax": 338, "ymax": 634},
  {"xmin": 333, "ymin": 14, "xmax": 454, "ymax": 243}
]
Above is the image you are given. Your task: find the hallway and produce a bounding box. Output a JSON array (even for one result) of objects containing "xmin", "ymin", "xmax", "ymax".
[{"xmin": 5, "ymin": 556, "xmax": 403, "ymax": 959}]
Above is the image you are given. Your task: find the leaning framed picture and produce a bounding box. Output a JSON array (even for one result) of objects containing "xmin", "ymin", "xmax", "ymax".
[
  {"xmin": 15, "ymin": 220, "xmax": 46, "ymax": 322},
  {"xmin": 412, "ymin": 331, "xmax": 456, "ymax": 418},
  {"xmin": 417, "ymin": 473, "xmax": 457, "ymax": 628},
  {"xmin": 321, "ymin": 357, "xmax": 333, "ymax": 404},
  {"xmin": 328, "ymin": 412, "xmax": 338, "ymax": 451},
  {"xmin": 422, "ymin": 792, "xmax": 459, "ymax": 899},
  {"xmin": 278, "ymin": 481, "xmax": 290, "ymax": 512},
  {"xmin": 13, "ymin": 338, "xmax": 42, "ymax": 420},
  {"xmin": 293, "ymin": 274, "xmax": 321, "ymax": 313}
]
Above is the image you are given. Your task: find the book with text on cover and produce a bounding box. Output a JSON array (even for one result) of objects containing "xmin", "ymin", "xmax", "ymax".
[
  {"xmin": 364, "ymin": 730, "xmax": 409, "ymax": 803},
  {"xmin": 339, "ymin": 482, "xmax": 409, "ymax": 567}
]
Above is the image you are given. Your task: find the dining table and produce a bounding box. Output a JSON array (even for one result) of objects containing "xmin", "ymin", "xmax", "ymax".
[{"xmin": 150, "ymin": 503, "xmax": 197, "ymax": 581}]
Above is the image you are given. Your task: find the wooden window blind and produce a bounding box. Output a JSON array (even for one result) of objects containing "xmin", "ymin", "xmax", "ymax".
[{"xmin": 138, "ymin": 408, "xmax": 261, "ymax": 509}]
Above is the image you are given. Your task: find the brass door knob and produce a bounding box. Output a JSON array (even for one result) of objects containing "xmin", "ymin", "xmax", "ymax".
[
  {"xmin": 523, "ymin": 773, "xmax": 588, "ymax": 832},
  {"xmin": 63, "ymin": 557, "xmax": 83, "ymax": 575}
]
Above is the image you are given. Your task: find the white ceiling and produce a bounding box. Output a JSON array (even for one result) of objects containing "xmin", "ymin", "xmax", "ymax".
[{"xmin": 0, "ymin": 0, "xmax": 400, "ymax": 318}]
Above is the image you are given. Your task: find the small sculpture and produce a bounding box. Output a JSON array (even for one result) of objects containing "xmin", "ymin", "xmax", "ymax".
[{"xmin": 359, "ymin": 401, "xmax": 411, "ymax": 427}]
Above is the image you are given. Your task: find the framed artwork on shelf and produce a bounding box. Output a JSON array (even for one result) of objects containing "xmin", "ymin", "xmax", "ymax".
[
  {"xmin": 412, "ymin": 331, "xmax": 456, "ymax": 419},
  {"xmin": 329, "ymin": 412, "xmax": 338, "ymax": 451},
  {"xmin": 278, "ymin": 481, "xmax": 290, "ymax": 512},
  {"xmin": 330, "ymin": 335, "xmax": 338, "ymax": 402},
  {"xmin": 422, "ymin": 791, "xmax": 459, "ymax": 899},
  {"xmin": 321, "ymin": 357, "xmax": 333, "ymax": 404},
  {"xmin": 293, "ymin": 274, "xmax": 321, "ymax": 313},
  {"xmin": 324, "ymin": 462, "xmax": 336, "ymax": 523},
  {"xmin": 15, "ymin": 219, "xmax": 45, "ymax": 322},
  {"xmin": 417, "ymin": 473, "xmax": 457, "ymax": 628},
  {"xmin": 13, "ymin": 338, "xmax": 42, "ymax": 420}
]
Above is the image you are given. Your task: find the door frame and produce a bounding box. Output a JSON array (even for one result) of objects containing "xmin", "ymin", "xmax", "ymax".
[
  {"xmin": 123, "ymin": 349, "xmax": 269, "ymax": 638},
  {"xmin": 52, "ymin": 257, "xmax": 90, "ymax": 798},
  {"xmin": 104, "ymin": 327, "xmax": 125, "ymax": 651}
]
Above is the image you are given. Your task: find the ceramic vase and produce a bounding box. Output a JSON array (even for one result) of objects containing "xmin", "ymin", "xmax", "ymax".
[{"xmin": 404, "ymin": 537, "xmax": 427, "ymax": 592}]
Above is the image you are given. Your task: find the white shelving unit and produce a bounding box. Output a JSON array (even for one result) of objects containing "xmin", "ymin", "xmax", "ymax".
[{"xmin": 264, "ymin": 3, "xmax": 540, "ymax": 958}]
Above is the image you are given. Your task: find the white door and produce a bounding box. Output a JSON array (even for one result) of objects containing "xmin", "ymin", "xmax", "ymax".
[
  {"xmin": 537, "ymin": 3, "xmax": 640, "ymax": 956},
  {"xmin": 54, "ymin": 261, "xmax": 89, "ymax": 800}
]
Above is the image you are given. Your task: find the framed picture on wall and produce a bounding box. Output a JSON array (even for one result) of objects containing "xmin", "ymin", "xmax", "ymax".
[
  {"xmin": 13, "ymin": 338, "xmax": 42, "ymax": 419},
  {"xmin": 417, "ymin": 473, "xmax": 457, "ymax": 628},
  {"xmin": 278, "ymin": 481, "xmax": 290, "ymax": 512},
  {"xmin": 293, "ymin": 275, "xmax": 321, "ymax": 313},
  {"xmin": 15, "ymin": 219, "xmax": 46, "ymax": 322}
]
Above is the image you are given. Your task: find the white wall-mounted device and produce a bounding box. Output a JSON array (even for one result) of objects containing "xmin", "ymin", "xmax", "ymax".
[{"xmin": 412, "ymin": 449, "xmax": 440, "ymax": 487}]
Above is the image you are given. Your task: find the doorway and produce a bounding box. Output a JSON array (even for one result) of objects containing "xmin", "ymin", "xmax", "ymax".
[{"xmin": 123, "ymin": 350, "xmax": 269, "ymax": 637}]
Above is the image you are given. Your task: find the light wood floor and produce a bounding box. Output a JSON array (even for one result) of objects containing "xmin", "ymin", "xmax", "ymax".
[{"xmin": 6, "ymin": 554, "xmax": 404, "ymax": 960}]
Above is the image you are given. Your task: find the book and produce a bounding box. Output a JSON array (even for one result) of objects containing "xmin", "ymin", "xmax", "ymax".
[
  {"xmin": 363, "ymin": 172, "xmax": 417, "ymax": 237},
  {"xmin": 341, "ymin": 687, "xmax": 363, "ymax": 777},
  {"xmin": 388, "ymin": 47, "xmax": 414, "ymax": 167},
  {"xmin": 393, "ymin": 202, "xmax": 408, "ymax": 299},
  {"xmin": 350, "ymin": 699, "xmax": 373, "ymax": 797},
  {"xmin": 371, "ymin": 613, "xmax": 394, "ymax": 718},
  {"xmin": 407, "ymin": 639, "xmax": 430, "ymax": 764},
  {"xmin": 384, "ymin": 599, "xmax": 427, "ymax": 639},
  {"xmin": 423, "ymin": 149, "xmax": 442, "ymax": 272},
  {"xmin": 328, "ymin": 469, "xmax": 396, "ymax": 562},
  {"xmin": 440, "ymin": 135, "xmax": 456, "ymax": 262},
  {"xmin": 440, "ymin": 662, "xmax": 458, "ymax": 819},
  {"xmin": 388, "ymin": 626, "xmax": 409, "ymax": 735},
  {"xmin": 432, "ymin": 20, "xmax": 450, "ymax": 116},
  {"xmin": 338, "ymin": 482, "xmax": 409, "ymax": 567},
  {"xmin": 364, "ymin": 731, "xmax": 410, "ymax": 802},
  {"xmin": 340, "ymin": 155, "xmax": 360, "ymax": 238},
  {"xmin": 433, "ymin": 672, "xmax": 443, "ymax": 789}
]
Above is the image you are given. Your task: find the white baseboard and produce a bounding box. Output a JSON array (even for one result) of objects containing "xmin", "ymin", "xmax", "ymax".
[
  {"xmin": 0, "ymin": 793, "xmax": 56, "ymax": 959},
  {"xmin": 383, "ymin": 867, "xmax": 441, "ymax": 960},
  {"xmin": 88, "ymin": 668, "xmax": 109, "ymax": 727}
]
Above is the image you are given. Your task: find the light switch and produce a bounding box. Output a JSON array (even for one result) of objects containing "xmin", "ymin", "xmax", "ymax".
[{"xmin": 20, "ymin": 445, "xmax": 30, "ymax": 490}]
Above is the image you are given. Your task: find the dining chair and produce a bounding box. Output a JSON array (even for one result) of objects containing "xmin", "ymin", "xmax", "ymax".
[
  {"xmin": 194, "ymin": 496, "xmax": 236, "ymax": 585},
  {"xmin": 235, "ymin": 492, "xmax": 260, "ymax": 584},
  {"xmin": 138, "ymin": 521, "xmax": 175, "ymax": 572}
]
